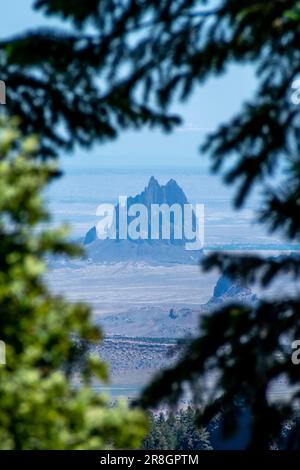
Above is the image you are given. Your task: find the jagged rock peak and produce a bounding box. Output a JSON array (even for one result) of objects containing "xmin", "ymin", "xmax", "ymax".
[{"xmin": 134, "ymin": 176, "xmax": 188, "ymax": 206}]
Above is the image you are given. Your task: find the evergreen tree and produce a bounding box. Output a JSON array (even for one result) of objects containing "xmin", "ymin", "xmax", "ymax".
[
  {"xmin": 142, "ymin": 409, "xmax": 211, "ymax": 450},
  {"xmin": 138, "ymin": 0, "xmax": 300, "ymax": 449},
  {"xmin": 0, "ymin": 118, "xmax": 146, "ymax": 449},
  {"xmin": 176, "ymin": 407, "xmax": 211, "ymax": 450},
  {"xmin": 2, "ymin": 0, "xmax": 300, "ymax": 450}
]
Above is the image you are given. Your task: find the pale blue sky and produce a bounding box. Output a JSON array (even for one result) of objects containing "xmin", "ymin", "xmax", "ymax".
[
  {"xmin": 1, "ymin": 1, "xmax": 257, "ymax": 170},
  {"xmin": 3, "ymin": 2, "xmax": 293, "ymax": 250}
]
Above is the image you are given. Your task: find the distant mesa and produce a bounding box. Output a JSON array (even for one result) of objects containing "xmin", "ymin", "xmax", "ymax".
[
  {"xmin": 96, "ymin": 273, "xmax": 258, "ymax": 339},
  {"xmin": 98, "ymin": 276, "xmax": 258, "ymax": 339},
  {"xmin": 208, "ymin": 275, "xmax": 257, "ymax": 305},
  {"xmin": 83, "ymin": 176, "xmax": 202, "ymax": 265}
]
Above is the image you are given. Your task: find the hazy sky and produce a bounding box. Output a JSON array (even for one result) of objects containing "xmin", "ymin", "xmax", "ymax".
[
  {"xmin": 3, "ymin": 2, "xmax": 293, "ymax": 251},
  {"xmin": 1, "ymin": 1, "xmax": 257, "ymax": 170}
]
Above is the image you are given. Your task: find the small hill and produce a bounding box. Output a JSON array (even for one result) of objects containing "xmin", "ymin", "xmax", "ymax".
[{"xmin": 207, "ymin": 275, "xmax": 257, "ymax": 305}]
